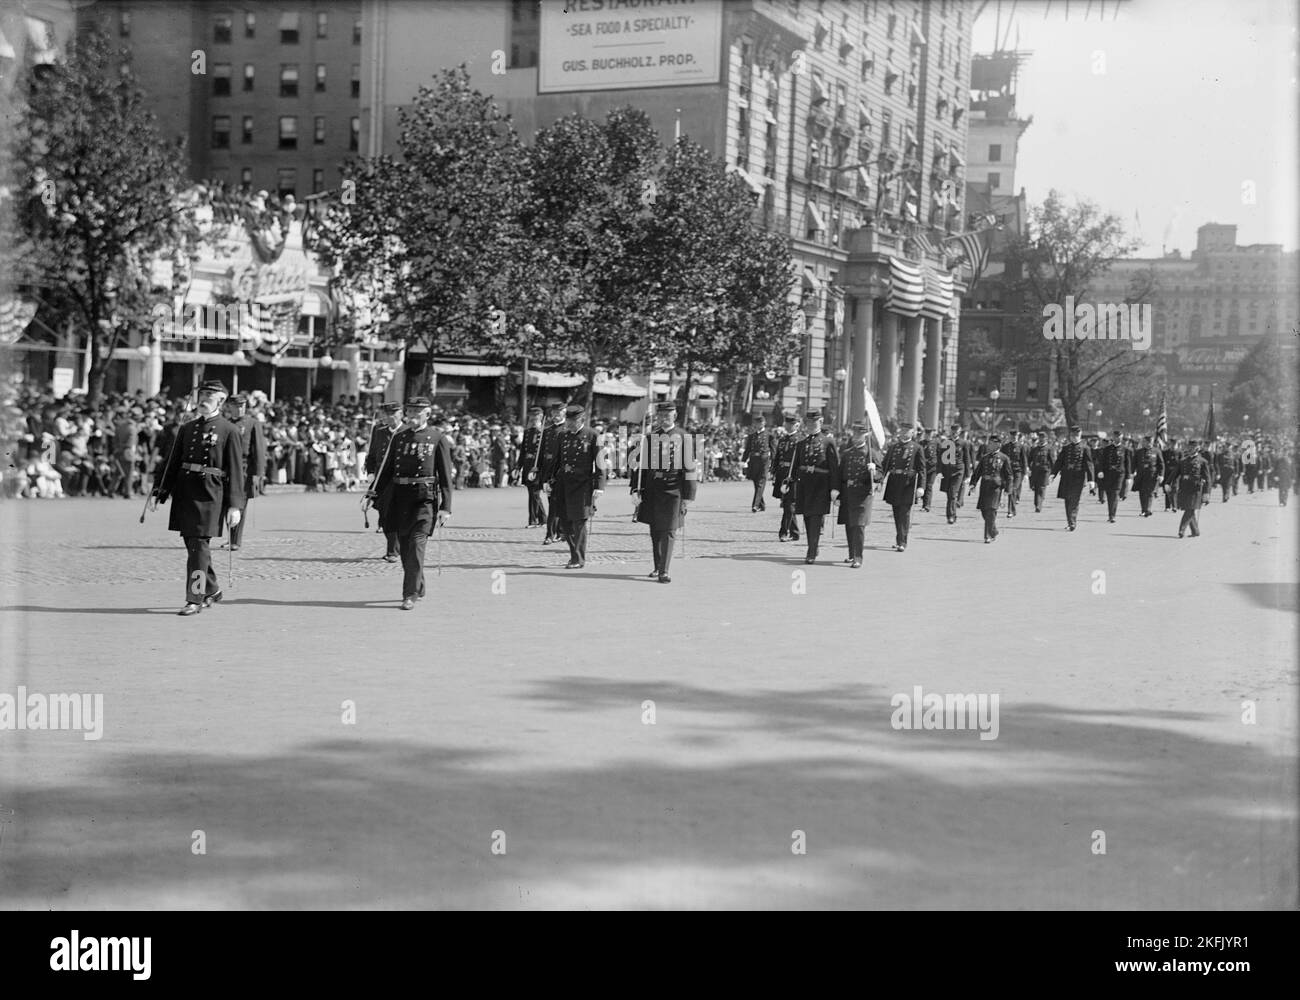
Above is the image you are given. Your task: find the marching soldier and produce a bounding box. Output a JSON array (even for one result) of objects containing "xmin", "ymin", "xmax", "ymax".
[
  {"xmin": 1096, "ymin": 432, "xmax": 1131, "ymax": 523},
  {"xmin": 365, "ymin": 402, "xmax": 405, "ymax": 561},
  {"xmin": 742, "ymin": 419, "xmax": 774, "ymax": 512},
  {"xmin": 1161, "ymin": 437, "xmax": 1180, "ymax": 511},
  {"xmin": 1215, "ymin": 445, "xmax": 1236, "ymax": 503},
  {"xmin": 788, "ymin": 410, "xmax": 839, "ymax": 563},
  {"xmin": 1049, "ymin": 424, "xmax": 1096, "ymax": 531},
  {"xmin": 370, "ymin": 397, "xmax": 453, "ymax": 610},
  {"xmin": 835, "ymin": 421, "xmax": 878, "ymax": 568},
  {"xmin": 540, "ymin": 402, "xmax": 566, "ymax": 545},
  {"xmin": 1131, "ymin": 435, "xmax": 1164, "ymax": 517},
  {"xmin": 223, "ymin": 393, "xmax": 266, "ymax": 551},
  {"xmin": 152, "ymin": 380, "xmax": 246, "ymax": 616},
  {"xmin": 969, "ymin": 432, "xmax": 1013, "ymax": 542},
  {"xmin": 1273, "ymin": 449, "xmax": 1293, "ymax": 506},
  {"xmin": 919, "ymin": 427, "xmax": 939, "ymax": 513},
  {"xmin": 630, "ymin": 401, "xmax": 698, "ymax": 583},
  {"xmin": 1000, "ymin": 430, "xmax": 1029, "ymax": 518},
  {"xmin": 881, "ymin": 423, "xmax": 927, "ymax": 552},
  {"xmin": 772, "ymin": 414, "xmax": 801, "ymax": 543},
  {"xmin": 1242, "ymin": 436, "xmax": 1259, "ymax": 493},
  {"xmin": 1027, "ymin": 430, "xmax": 1055, "ymax": 513},
  {"xmin": 936, "ymin": 428, "xmax": 968, "ymax": 524},
  {"xmin": 520, "ymin": 406, "xmax": 547, "ymax": 527},
  {"xmin": 544, "ymin": 403, "xmax": 605, "ymax": 569},
  {"xmin": 1171, "ymin": 438, "xmax": 1212, "ymax": 539}
]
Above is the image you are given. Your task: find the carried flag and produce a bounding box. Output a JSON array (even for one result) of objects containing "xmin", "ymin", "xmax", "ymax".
[
  {"xmin": 1203, "ymin": 387, "xmax": 1216, "ymax": 444},
  {"xmin": 1154, "ymin": 391, "xmax": 1168, "ymax": 448},
  {"xmin": 944, "ymin": 227, "xmax": 991, "ymax": 287}
]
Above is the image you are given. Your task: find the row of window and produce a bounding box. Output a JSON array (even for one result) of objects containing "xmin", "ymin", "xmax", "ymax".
[
  {"xmin": 967, "ymin": 367, "xmax": 1037, "ymax": 401},
  {"xmin": 211, "ymin": 62, "xmax": 360, "ymax": 98},
  {"xmin": 117, "ymin": 9, "xmax": 362, "ymax": 45},
  {"xmin": 214, "ymin": 167, "xmax": 327, "ymax": 199},
  {"xmin": 212, "ymin": 115, "xmax": 358, "ymax": 150}
]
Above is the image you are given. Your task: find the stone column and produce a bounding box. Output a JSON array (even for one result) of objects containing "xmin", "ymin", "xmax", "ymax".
[
  {"xmin": 849, "ymin": 294, "xmax": 874, "ymax": 423},
  {"xmin": 922, "ymin": 316, "xmax": 943, "ymax": 429},
  {"xmin": 878, "ymin": 310, "xmax": 900, "ymax": 420},
  {"xmin": 900, "ymin": 316, "xmax": 924, "ymax": 426}
]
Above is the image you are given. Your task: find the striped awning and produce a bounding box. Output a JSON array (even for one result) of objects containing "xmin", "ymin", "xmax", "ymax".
[
  {"xmin": 593, "ymin": 374, "xmax": 646, "ymax": 398},
  {"xmin": 528, "ymin": 371, "xmax": 584, "ymax": 389},
  {"xmin": 432, "ymin": 362, "xmax": 507, "ymax": 377},
  {"xmin": 885, "ymin": 257, "xmax": 925, "ymax": 318},
  {"xmin": 160, "ymin": 350, "xmax": 254, "ymax": 366},
  {"xmin": 920, "ymin": 266, "xmax": 954, "ymax": 321}
]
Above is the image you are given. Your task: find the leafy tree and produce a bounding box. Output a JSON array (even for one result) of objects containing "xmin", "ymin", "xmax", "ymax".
[
  {"xmin": 6, "ymin": 28, "xmax": 199, "ymax": 403},
  {"xmin": 1224, "ymin": 336, "xmax": 1299, "ymax": 432}
]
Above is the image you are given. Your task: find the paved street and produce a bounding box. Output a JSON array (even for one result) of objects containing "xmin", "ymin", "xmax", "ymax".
[{"xmin": 0, "ymin": 481, "xmax": 1296, "ymax": 909}]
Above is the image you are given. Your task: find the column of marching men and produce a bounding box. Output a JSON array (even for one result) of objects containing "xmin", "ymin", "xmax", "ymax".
[{"xmin": 141, "ymin": 380, "xmax": 1297, "ymax": 614}]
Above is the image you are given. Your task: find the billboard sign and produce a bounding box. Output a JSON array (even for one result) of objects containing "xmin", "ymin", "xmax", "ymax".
[{"xmin": 538, "ymin": 0, "xmax": 723, "ymax": 94}]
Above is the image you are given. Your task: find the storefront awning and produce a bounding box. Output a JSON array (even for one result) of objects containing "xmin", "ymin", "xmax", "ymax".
[
  {"xmin": 184, "ymin": 277, "xmax": 217, "ymax": 306},
  {"xmin": 433, "ymin": 362, "xmax": 507, "ymax": 377},
  {"xmin": 592, "ymin": 374, "xmax": 646, "ymax": 398},
  {"xmin": 301, "ymin": 289, "xmax": 333, "ymax": 317},
  {"xmin": 528, "ymin": 371, "xmax": 584, "ymax": 389},
  {"xmin": 160, "ymin": 350, "xmax": 254, "ymax": 366}
]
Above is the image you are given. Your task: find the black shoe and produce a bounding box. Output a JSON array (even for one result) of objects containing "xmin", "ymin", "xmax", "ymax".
[
  {"xmin": 565, "ymin": 560, "xmax": 584, "ymax": 569},
  {"xmin": 1178, "ymin": 532, "xmax": 1185, "ymax": 539},
  {"xmin": 230, "ymin": 543, "xmax": 241, "ymax": 552},
  {"xmin": 1107, "ymin": 517, "xmax": 1115, "ymax": 523},
  {"xmin": 790, "ymin": 534, "xmax": 800, "ymax": 542},
  {"xmin": 543, "ymin": 536, "xmax": 555, "ymax": 545},
  {"xmin": 177, "ymin": 603, "xmax": 203, "ymax": 616},
  {"xmin": 922, "ymin": 506, "xmax": 931, "ymax": 513},
  {"xmin": 850, "ymin": 558, "xmax": 861, "ymax": 568},
  {"xmin": 383, "ymin": 554, "xmax": 398, "ymax": 562},
  {"xmin": 778, "ymin": 534, "xmax": 788, "ymax": 542},
  {"xmin": 657, "ymin": 574, "xmax": 671, "ymax": 584},
  {"xmin": 984, "ymin": 538, "xmax": 991, "ymax": 544},
  {"xmin": 1068, "ymin": 524, "xmax": 1076, "ymax": 531},
  {"xmin": 202, "ymin": 591, "xmax": 223, "ymax": 608},
  {"xmin": 898, "ymin": 544, "xmax": 906, "ymax": 552},
  {"xmin": 804, "ymin": 555, "xmax": 815, "ymax": 564},
  {"xmin": 400, "ymin": 597, "xmax": 415, "ymax": 611},
  {"xmin": 648, "ymin": 570, "xmax": 660, "ymax": 578}
]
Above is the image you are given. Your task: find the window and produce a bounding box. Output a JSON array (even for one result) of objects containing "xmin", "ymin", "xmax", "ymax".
[
  {"xmin": 241, "ymin": 115, "xmax": 253, "ymax": 144},
  {"xmin": 313, "ymin": 169, "xmax": 325, "ymax": 194},
  {"xmin": 213, "ymin": 13, "xmax": 232, "ymax": 44},
  {"xmin": 351, "ymin": 64, "xmax": 360, "ymax": 98},
  {"xmin": 212, "ymin": 115, "xmax": 231, "ymax": 149},
  {"xmin": 987, "ymin": 171, "xmax": 1001, "ymax": 190},
  {"xmin": 280, "ymin": 12, "xmax": 300, "ymax": 44},
  {"xmin": 999, "ymin": 368, "xmax": 1017, "ymax": 398},
  {"xmin": 353, "ymin": 17, "xmax": 362, "ymax": 44},
  {"xmin": 315, "ymin": 64, "xmax": 327, "ymax": 92},
  {"xmin": 279, "ymin": 116, "xmax": 298, "ymax": 149},
  {"xmin": 277, "ymin": 168, "xmax": 297, "ymax": 198},
  {"xmin": 119, "ymin": 10, "xmax": 131, "ymax": 37},
  {"xmin": 1025, "ymin": 373, "xmax": 1040, "ymax": 402},
  {"xmin": 244, "ymin": 12, "xmax": 255, "ymax": 38},
  {"xmin": 313, "ymin": 116, "xmax": 326, "ymax": 144},
  {"xmin": 988, "ymin": 143, "xmax": 1002, "ymax": 162},
  {"xmin": 240, "ymin": 167, "xmax": 253, "ymax": 188},
  {"xmin": 280, "ymin": 64, "xmax": 299, "ymax": 97},
  {"xmin": 243, "ymin": 64, "xmax": 254, "ymax": 91},
  {"xmin": 213, "ymin": 63, "xmax": 231, "ymax": 96},
  {"xmin": 316, "ymin": 12, "xmax": 328, "ymax": 38},
  {"xmin": 350, "ymin": 116, "xmax": 360, "ymax": 151}
]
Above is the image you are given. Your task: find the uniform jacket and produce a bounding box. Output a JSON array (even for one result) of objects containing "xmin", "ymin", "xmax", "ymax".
[
  {"xmin": 1132, "ymin": 446, "xmax": 1165, "ymax": 490},
  {"xmin": 373, "ymin": 423, "xmax": 454, "ymax": 517},
  {"xmin": 547, "ymin": 426, "xmax": 605, "ymax": 520},
  {"xmin": 937, "ymin": 437, "xmax": 968, "ymax": 494},
  {"xmin": 233, "ymin": 414, "xmax": 267, "ymax": 494},
  {"xmin": 836, "ymin": 441, "xmax": 879, "ymax": 526},
  {"xmin": 1171, "ymin": 452, "xmax": 1212, "ymax": 510},
  {"xmin": 1027, "ymin": 442, "xmax": 1056, "ymax": 487},
  {"xmin": 741, "ymin": 429, "xmax": 774, "ymax": 482},
  {"xmin": 1000, "ymin": 440, "xmax": 1029, "ymax": 475},
  {"xmin": 970, "ymin": 449, "xmax": 1013, "ymax": 511},
  {"xmin": 773, "ymin": 431, "xmax": 800, "ymax": 500},
  {"xmin": 881, "ymin": 439, "xmax": 926, "ymax": 506},
  {"xmin": 1051, "ymin": 441, "xmax": 1095, "ymax": 498},
  {"xmin": 365, "ymin": 421, "xmax": 400, "ymax": 475},
  {"xmin": 537, "ymin": 420, "xmax": 565, "ymax": 483},
  {"xmin": 1096, "ymin": 442, "xmax": 1131, "ymax": 486},
  {"xmin": 631, "ymin": 426, "xmax": 698, "ymax": 530},
  {"xmin": 791, "ymin": 431, "xmax": 839, "ymax": 517},
  {"xmin": 521, "ymin": 426, "xmax": 544, "ymax": 483},
  {"xmin": 159, "ymin": 412, "xmax": 246, "ymax": 537}
]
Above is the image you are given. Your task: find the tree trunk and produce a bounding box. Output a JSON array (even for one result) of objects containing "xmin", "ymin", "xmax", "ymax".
[{"xmin": 584, "ymin": 360, "xmax": 598, "ymax": 422}]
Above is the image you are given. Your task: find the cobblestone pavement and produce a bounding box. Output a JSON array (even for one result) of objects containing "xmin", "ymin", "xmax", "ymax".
[{"xmin": 0, "ymin": 482, "xmax": 1295, "ymax": 909}]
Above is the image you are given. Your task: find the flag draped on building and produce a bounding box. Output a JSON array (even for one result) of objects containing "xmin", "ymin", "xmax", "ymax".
[
  {"xmin": 944, "ymin": 227, "xmax": 991, "ymax": 287},
  {"xmin": 1203, "ymin": 388, "xmax": 1216, "ymax": 443},
  {"xmin": 885, "ymin": 257, "xmax": 925, "ymax": 317},
  {"xmin": 1155, "ymin": 391, "xmax": 1168, "ymax": 448}
]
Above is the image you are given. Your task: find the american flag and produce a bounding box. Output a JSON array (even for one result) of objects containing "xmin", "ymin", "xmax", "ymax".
[
  {"xmin": 0, "ymin": 297, "xmax": 37, "ymax": 346},
  {"xmin": 1155, "ymin": 391, "xmax": 1168, "ymax": 448},
  {"xmin": 243, "ymin": 293, "xmax": 302, "ymax": 365},
  {"xmin": 945, "ymin": 228, "xmax": 991, "ymax": 286},
  {"xmin": 1203, "ymin": 387, "xmax": 1217, "ymax": 444},
  {"xmin": 908, "ymin": 227, "xmax": 934, "ymax": 260}
]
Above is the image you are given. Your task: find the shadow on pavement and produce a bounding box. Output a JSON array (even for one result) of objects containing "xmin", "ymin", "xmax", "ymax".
[
  {"xmin": 0, "ymin": 605, "xmax": 168, "ymax": 616},
  {"xmin": 1230, "ymin": 583, "xmax": 1299, "ymax": 613},
  {"xmin": 1, "ymin": 681, "xmax": 1293, "ymax": 909}
]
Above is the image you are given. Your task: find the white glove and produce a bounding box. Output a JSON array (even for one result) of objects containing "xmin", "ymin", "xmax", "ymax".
[{"xmin": 228, "ymin": 509, "xmax": 242, "ymax": 527}]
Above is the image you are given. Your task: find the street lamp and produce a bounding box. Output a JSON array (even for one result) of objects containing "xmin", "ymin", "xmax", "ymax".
[
  {"xmin": 833, "ymin": 367, "xmax": 848, "ymax": 429},
  {"xmin": 989, "ymin": 388, "xmax": 1000, "ymax": 431},
  {"xmin": 1095, "ymin": 408, "xmax": 1103, "ymax": 434}
]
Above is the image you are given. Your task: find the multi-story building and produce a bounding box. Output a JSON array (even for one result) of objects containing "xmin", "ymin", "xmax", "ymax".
[
  {"xmin": 362, "ymin": 0, "xmax": 976, "ymax": 425},
  {"xmin": 79, "ymin": 1, "xmax": 362, "ymax": 198}
]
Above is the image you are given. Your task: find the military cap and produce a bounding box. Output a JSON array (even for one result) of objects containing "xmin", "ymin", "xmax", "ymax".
[
  {"xmin": 783, "ymin": 414, "xmax": 798, "ymax": 424},
  {"xmin": 1188, "ymin": 438, "xmax": 1201, "ymax": 446},
  {"xmin": 198, "ymin": 379, "xmax": 229, "ymax": 395},
  {"xmin": 548, "ymin": 401, "xmax": 565, "ymax": 410},
  {"xmin": 988, "ymin": 432, "xmax": 1002, "ymax": 442},
  {"xmin": 404, "ymin": 396, "xmax": 433, "ymax": 408},
  {"xmin": 1068, "ymin": 424, "xmax": 1082, "ymax": 432},
  {"xmin": 897, "ymin": 421, "xmax": 913, "ymax": 429},
  {"xmin": 654, "ymin": 401, "xmax": 676, "ymax": 413},
  {"xmin": 527, "ymin": 406, "xmax": 543, "ymax": 415},
  {"xmin": 804, "ymin": 409, "xmax": 823, "ymax": 420},
  {"xmin": 1097, "ymin": 431, "xmax": 1108, "ymax": 440},
  {"xmin": 850, "ymin": 421, "xmax": 869, "ymax": 432},
  {"xmin": 379, "ymin": 401, "xmax": 402, "ymax": 412},
  {"xmin": 229, "ymin": 393, "xmax": 248, "ymax": 406},
  {"xmin": 564, "ymin": 403, "xmax": 584, "ymax": 416}
]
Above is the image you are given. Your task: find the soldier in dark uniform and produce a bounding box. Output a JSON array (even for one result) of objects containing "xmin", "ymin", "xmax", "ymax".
[
  {"xmin": 1273, "ymin": 450, "xmax": 1293, "ymax": 506},
  {"xmin": 365, "ymin": 402, "xmax": 405, "ymax": 561},
  {"xmin": 741, "ymin": 420, "xmax": 774, "ymax": 512},
  {"xmin": 880, "ymin": 423, "xmax": 927, "ymax": 551},
  {"xmin": 918, "ymin": 427, "xmax": 939, "ymax": 513},
  {"xmin": 1242, "ymin": 437, "xmax": 1259, "ymax": 493},
  {"xmin": 520, "ymin": 406, "xmax": 547, "ymax": 527},
  {"xmin": 539, "ymin": 402, "xmax": 566, "ymax": 544},
  {"xmin": 223, "ymin": 394, "xmax": 266, "ymax": 551},
  {"xmin": 1049, "ymin": 424, "xmax": 1095, "ymax": 531},
  {"xmin": 152, "ymin": 380, "xmax": 246, "ymax": 616},
  {"xmin": 936, "ymin": 428, "xmax": 967, "ymax": 524},
  {"xmin": 370, "ymin": 397, "xmax": 453, "ymax": 609},
  {"xmin": 969, "ymin": 432, "xmax": 1013, "ymax": 542},
  {"xmin": 1171, "ymin": 439, "xmax": 1212, "ymax": 538},
  {"xmin": 1215, "ymin": 445, "xmax": 1236, "ymax": 503},
  {"xmin": 772, "ymin": 414, "xmax": 801, "ymax": 542},
  {"xmin": 952, "ymin": 424, "xmax": 976, "ymax": 511},
  {"xmin": 1161, "ymin": 439, "xmax": 1179, "ymax": 511},
  {"xmin": 1131, "ymin": 435, "xmax": 1165, "ymax": 517},
  {"xmin": 788, "ymin": 410, "xmax": 839, "ymax": 563},
  {"xmin": 1095, "ymin": 432, "xmax": 1131, "ymax": 523},
  {"xmin": 835, "ymin": 421, "xmax": 878, "ymax": 568},
  {"xmin": 1000, "ymin": 430, "xmax": 1029, "ymax": 518},
  {"xmin": 630, "ymin": 401, "xmax": 698, "ymax": 583},
  {"xmin": 1027, "ymin": 430, "xmax": 1055, "ymax": 513},
  {"xmin": 544, "ymin": 403, "xmax": 605, "ymax": 569}
]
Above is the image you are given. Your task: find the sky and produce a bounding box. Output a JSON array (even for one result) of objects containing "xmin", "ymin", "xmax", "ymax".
[{"xmin": 971, "ymin": 0, "xmax": 1299, "ymax": 255}]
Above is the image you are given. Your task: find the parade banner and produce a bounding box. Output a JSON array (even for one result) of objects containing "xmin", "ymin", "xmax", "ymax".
[{"xmin": 538, "ymin": 0, "xmax": 722, "ymax": 94}]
